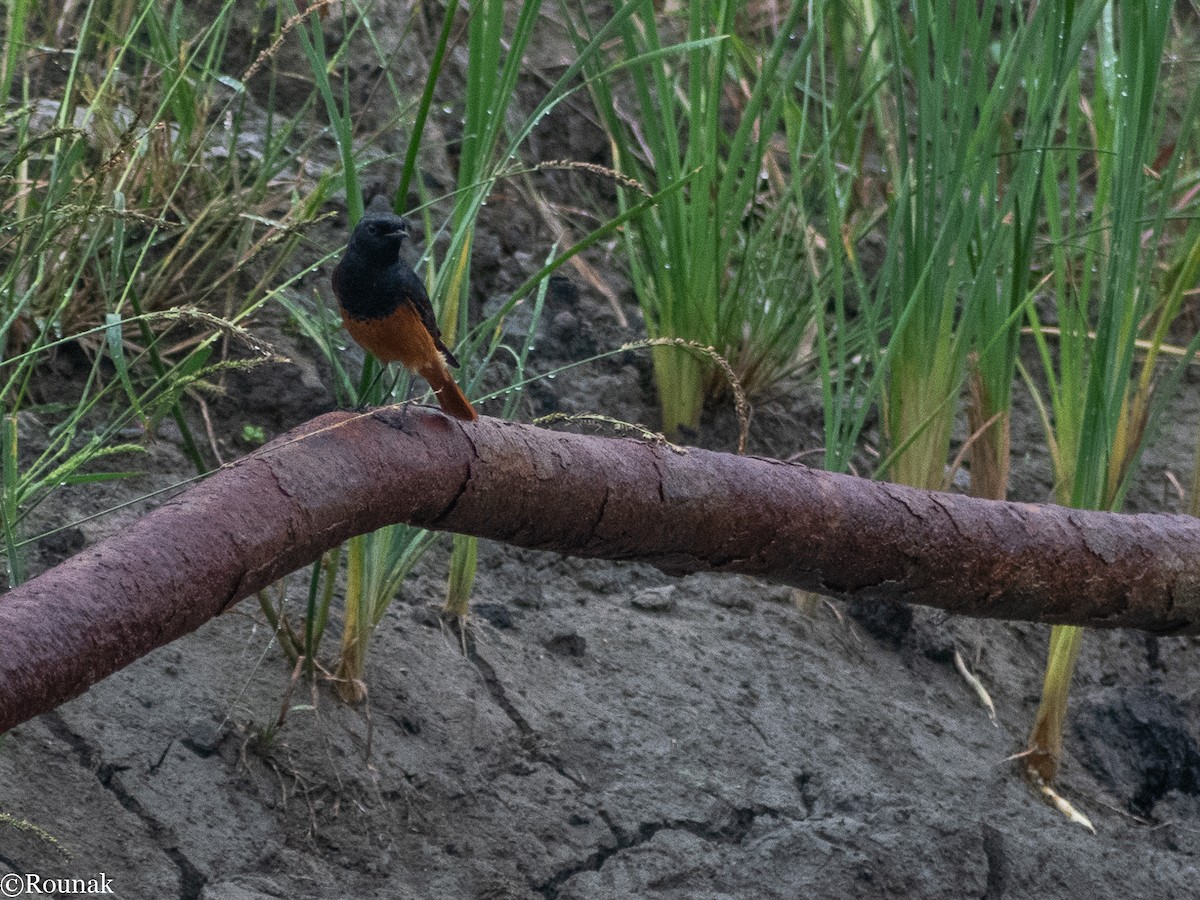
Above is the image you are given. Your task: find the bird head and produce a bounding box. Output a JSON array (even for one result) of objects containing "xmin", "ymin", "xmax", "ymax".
[{"xmin": 347, "ymin": 214, "xmax": 409, "ymax": 262}]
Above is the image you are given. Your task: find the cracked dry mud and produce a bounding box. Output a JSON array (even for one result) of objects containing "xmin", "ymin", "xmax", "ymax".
[{"xmin": 6, "ymin": 6, "xmax": 1200, "ymax": 896}]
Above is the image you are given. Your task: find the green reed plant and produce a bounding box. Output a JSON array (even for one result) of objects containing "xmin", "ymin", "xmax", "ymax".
[
  {"xmin": 438, "ymin": 0, "xmax": 733, "ymax": 621},
  {"xmin": 1, "ymin": 0, "xmax": 329, "ymax": 586},
  {"xmin": 959, "ymin": 1, "xmax": 1098, "ymax": 501},
  {"xmin": 572, "ymin": 0, "xmax": 816, "ymax": 438},
  {"xmin": 871, "ymin": 0, "xmax": 1096, "ymax": 495},
  {"xmin": 426, "ymin": 0, "xmax": 544, "ymax": 626},
  {"xmin": 1022, "ymin": 0, "xmax": 1199, "ymax": 787},
  {"xmin": 780, "ymin": 3, "xmax": 888, "ymax": 475}
]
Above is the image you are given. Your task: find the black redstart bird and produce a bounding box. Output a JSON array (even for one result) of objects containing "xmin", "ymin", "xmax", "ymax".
[{"xmin": 332, "ymin": 207, "xmax": 476, "ymax": 421}]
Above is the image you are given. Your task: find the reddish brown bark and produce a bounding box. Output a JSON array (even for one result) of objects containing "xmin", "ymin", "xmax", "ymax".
[{"xmin": 3, "ymin": 406, "xmax": 1200, "ymax": 733}]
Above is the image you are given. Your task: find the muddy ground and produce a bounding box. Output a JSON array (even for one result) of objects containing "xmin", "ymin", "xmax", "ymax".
[{"xmin": 4, "ymin": 5, "xmax": 1200, "ymax": 899}]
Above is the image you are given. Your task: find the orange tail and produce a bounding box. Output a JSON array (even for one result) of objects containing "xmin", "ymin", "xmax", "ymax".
[{"xmin": 420, "ymin": 359, "xmax": 478, "ymax": 421}]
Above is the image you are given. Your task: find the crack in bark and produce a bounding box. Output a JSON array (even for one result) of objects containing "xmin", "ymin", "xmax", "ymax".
[
  {"xmin": 928, "ymin": 493, "xmax": 965, "ymax": 538},
  {"xmin": 652, "ymin": 455, "xmax": 667, "ymax": 505},
  {"xmin": 261, "ymin": 459, "xmax": 296, "ymax": 501},
  {"xmin": 587, "ymin": 486, "xmax": 611, "ymax": 543},
  {"xmin": 430, "ymin": 434, "xmax": 477, "ymax": 526},
  {"xmin": 881, "ymin": 483, "xmax": 927, "ymax": 520},
  {"xmin": 41, "ymin": 713, "xmax": 206, "ymax": 900}
]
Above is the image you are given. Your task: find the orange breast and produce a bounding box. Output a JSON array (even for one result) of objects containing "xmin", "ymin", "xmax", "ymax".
[{"xmin": 341, "ymin": 304, "xmax": 439, "ymax": 372}]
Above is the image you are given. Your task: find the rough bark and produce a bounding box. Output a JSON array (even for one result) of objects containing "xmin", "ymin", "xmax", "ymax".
[{"xmin": 3, "ymin": 407, "xmax": 1200, "ymax": 733}]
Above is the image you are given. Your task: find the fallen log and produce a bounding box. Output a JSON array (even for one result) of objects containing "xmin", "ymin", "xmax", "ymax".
[{"xmin": 3, "ymin": 407, "xmax": 1199, "ymax": 732}]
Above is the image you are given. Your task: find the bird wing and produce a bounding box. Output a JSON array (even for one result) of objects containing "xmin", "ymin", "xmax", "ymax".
[{"xmin": 396, "ymin": 264, "xmax": 461, "ymax": 368}]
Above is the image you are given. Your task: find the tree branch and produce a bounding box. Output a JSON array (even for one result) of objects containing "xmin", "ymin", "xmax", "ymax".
[{"xmin": 3, "ymin": 407, "xmax": 1199, "ymax": 733}]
